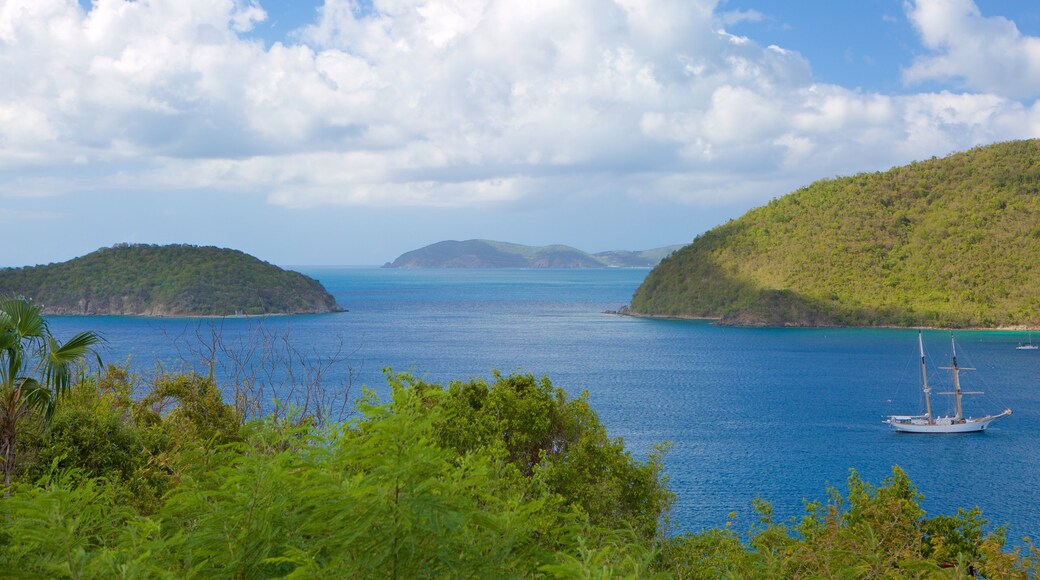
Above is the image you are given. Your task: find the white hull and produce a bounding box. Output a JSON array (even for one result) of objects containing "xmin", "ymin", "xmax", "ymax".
[{"xmin": 885, "ymin": 410, "xmax": 1011, "ymax": 434}]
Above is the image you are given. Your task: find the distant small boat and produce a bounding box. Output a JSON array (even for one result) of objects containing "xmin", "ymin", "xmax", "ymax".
[
  {"xmin": 884, "ymin": 332, "xmax": 1011, "ymax": 434},
  {"xmin": 1016, "ymin": 332, "xmax": 1038, "ymax": 350}
]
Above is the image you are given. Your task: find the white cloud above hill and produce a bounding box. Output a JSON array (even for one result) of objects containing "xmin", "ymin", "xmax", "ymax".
[
  {"xmin": 0, "ymin": 0, "xmax": 1038, "ymax": 218},
  {"xmin": 904, "ymin": 0, "xmax": 1040, "ymax": 99}
]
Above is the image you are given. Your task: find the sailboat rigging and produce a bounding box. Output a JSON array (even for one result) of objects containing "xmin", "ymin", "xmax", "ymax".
[
  {"xmin": 1016, "ymin": 331, "xmax": 1038, "ymax": 350},
  {"xmin": 884, "ymin": 332, "xmax": 1011, "ymax": 433}
]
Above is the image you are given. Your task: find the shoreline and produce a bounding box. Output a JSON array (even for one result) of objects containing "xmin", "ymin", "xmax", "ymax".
[
  {"xmin": 614, "ymin": 310, "xmax": 1039, "ymax": 332},
  {"xmin": 43, "ymin": 309, "xmax": 347, "ymax": 319}
]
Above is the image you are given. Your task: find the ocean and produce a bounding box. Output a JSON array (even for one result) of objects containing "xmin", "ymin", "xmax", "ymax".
[{"xmin": 46, "ymin": 267, "xmax": 1040, "ymax": 542}]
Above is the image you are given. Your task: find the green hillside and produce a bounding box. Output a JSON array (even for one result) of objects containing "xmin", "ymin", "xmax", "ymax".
[
  {"xmin": 631, "ymin": 140, "xmax": 1040, "ymax": 327},
  {"xmin": 385, "ymin": 239, "xmax": 681, "ymax": 268},
  {"xmin": 0, "ymin": 244, "xmax": 343, "ymax": 316}
]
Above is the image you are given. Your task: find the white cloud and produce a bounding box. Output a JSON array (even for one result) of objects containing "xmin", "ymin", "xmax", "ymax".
[
  {"xmin": 718, "ymin": 9, "xmax": 764, "ymax": 27},
  {"xmin": 0, "ymin": 0, "xmax": 1037, "ymax": 213},
  {"xmin": 904, "ymin": 0, "xmax": 1040, "ymax": 99}
]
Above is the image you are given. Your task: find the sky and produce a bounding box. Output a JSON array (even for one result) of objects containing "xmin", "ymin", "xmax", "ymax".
[{"xmin": 3, "ymin": 0, "xmax": 1040, "ymax": 266}]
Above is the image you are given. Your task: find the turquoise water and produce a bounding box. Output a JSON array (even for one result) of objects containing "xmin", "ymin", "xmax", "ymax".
[{"xmin": 47, "ymin": 268, "xmax": 1040, "ymax": 541}]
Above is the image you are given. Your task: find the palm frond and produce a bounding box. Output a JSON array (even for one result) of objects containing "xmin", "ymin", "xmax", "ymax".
[
  {"xmin": 49, "ymin": 331, "xmax": 104, "ymax": 361},
  {"xmin": 0, "ymin": 329, "xmax": 17, "ymax": 351},
  {"xmin": 0, "ymin": 308, "xmax": 14, "ymax": 331},
  {"xmin": 0, "ymin": 297, "xmax": 46, "ymax": 340},
  {"xmin": 19, "ymin": 378, "xmax": 55, "ymax": 417},
  {"xmin": 42, "ymin": 331, "xmax": 103, "ymax": 396},
  {"xmin": 3, "ymin": 346, "xmax": 25, "ymax": 391}
]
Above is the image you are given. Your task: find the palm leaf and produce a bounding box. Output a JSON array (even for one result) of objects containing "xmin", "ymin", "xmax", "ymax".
[
  {"xmin": 0, "ymin": 329, "xmax": 17, "ymax": 351},
  {"xmin": 42, "ymin": 331, "xmax": 103, "ymax": 397},
  {"xmin": 0, "ymin": 297, "xmax": 46, "ymax": 340},
  {"xmin": 2, "ymin": 343, "xmax": 25, "ymax": 392},
  {"xmin": 19, "ymin": 378, "xmax": 54, "ymax": 417},
  {"xmin": 49, "ymin": 331, "xmax": 104, "ymax": 362}
]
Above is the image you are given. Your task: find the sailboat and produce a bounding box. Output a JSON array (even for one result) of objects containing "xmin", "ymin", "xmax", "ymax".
[
  {"xmin": 1015, "ymin": 331, "xmax": 1038, "ymax": 350},
  {"xmin": 884, "ymin": 332, "xmax": 1011, "ymax": 433}
]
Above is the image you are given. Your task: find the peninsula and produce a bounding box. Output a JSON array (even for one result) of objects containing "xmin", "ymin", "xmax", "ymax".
[
  {"xmin": 631, "ymin": 139, "xmax": 1040, "ymax": 328},
  {"xmin": 0, "ymin": 244, "xmax": 343, "ymax": 316},
  {"xmin": 384, "ymin": 240, "xmax": 682, "ymax": 268}
]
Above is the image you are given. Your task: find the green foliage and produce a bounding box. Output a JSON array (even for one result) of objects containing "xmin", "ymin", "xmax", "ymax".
[
  {"xmin": 28, "ymin": 408, "xmax": 144, "ymax": 483},
  {"xmin": 1, "ymin": 376, "xmax": 666, "ymax": 578},
  {"xmin": 138, "ymin": 372, "xmax": 242, "ymax": 447},
  {"xmin": 633, "ymin": 139, "xmax": 1040, "ymax": 327},
  {"xmin": 0, "ymin": 470, "xmax": 169, "ymax": 579},
  {"xmin": 922, "ymin": 507, "xmax": 990, "ymax": 567},
  {"xmin": 0, "ymin": 244, "xmax": 342, "ymax": 316},
  {"xmin": 21, "ymin": 367, "xmax": 142, "ymax": 485},
  {"xmin": 656, "ymin": 467, "xmax": 1039, "ymax": 578},
  {"xmin": 13, "ymin": 366, "xmax": 241, "ymax": 515},
  {"xmin": 655, "ymin": 527, "xmax": 756, "ymax": 579},
  {"xmin": 0, "ymin": 296, "xmax": 101, "ymax": 491},
  {"xmin": 4, "ymin": 373, "xmax": 1039, "ymax": 578},
  {"xmin": 400, "ymin": 370, "xmax": 673, "ymax": 541},
  {"xmin": 539, "ymin": 533, "xmax": 666, "ymax": 579},
  {"xmin": 783, "ymin": 467, "xmax": 927, "ymax": 576}
]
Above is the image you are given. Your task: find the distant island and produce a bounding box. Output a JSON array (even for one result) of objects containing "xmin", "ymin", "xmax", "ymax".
[
  {"xmin": 631, "ymin": 139, "xmax": 1040, "ymax": 328},
  {"xmin": 0, "ymin": 244, "xmax": 343, "ymax": 316},
  {"xmin": 384, "ymin": 240, "xmax": 684, "ymax": 268}
]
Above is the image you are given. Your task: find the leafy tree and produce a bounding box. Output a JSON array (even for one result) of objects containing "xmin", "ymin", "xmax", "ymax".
[
  {"xmin": 399, "ymin": 370, "xmax": 674, "ymax": 542},
  {"xmin": 16, "ymin": 366, "xmax": 175, "ymax": 514},
  {"xmin": 137, "ymin": 372, "xmax": 242, "ymax": 447},
  {"xmin": 0, "ymin": 297, "xmax": 101, "ymax": 493}
]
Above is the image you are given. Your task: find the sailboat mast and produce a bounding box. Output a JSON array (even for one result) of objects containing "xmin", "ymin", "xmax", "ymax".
[
  {"xmin": 951, "ymin": 335, "xmax": 964, "ymax": 421},
  {"xmin": 919, "ymin": 332, "xmax": 933, "ymax": 424}
]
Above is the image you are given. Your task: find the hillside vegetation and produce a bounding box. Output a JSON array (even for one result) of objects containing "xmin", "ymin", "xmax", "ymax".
[
  {"xmin": 632, "ymin": 140, "xmax": 1040, "ymax": 327},
  {"xmin": 385, "ymin": 239, "xmax": 682, "ymax": 268},
  {"xmin": 0, "ymin": 244, "xmax": 342, "ymax": 316}
]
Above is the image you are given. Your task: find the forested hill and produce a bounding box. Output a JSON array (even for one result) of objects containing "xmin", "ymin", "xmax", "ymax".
[
  {"xmin": 385, "ymin": 239, "xmax": 682, "ymax": 268},
  {"xmin": 631, "ymin": 140, "xmax": 1040, "ymax": 328},
  {"xmin": 0, "ymin": 244, "xmax": 343, "ymax": 316}
]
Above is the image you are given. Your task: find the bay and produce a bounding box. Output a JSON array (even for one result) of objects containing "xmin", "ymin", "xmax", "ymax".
[{"xmin": 46, "ymin": 267, "xmax": 1040, "ymax": 542}]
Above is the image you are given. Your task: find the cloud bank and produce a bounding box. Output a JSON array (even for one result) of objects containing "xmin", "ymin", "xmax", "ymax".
[{"xmin": 0, "ymin": 0, "xmax": 1038, "ymax": 212}]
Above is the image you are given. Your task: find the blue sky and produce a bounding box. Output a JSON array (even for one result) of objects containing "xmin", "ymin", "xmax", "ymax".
[{"xmin": 5, "ymin": 0, "xmax": 1040, "ymax": 266}]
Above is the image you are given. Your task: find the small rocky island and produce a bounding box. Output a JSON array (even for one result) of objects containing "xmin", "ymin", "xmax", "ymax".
[
  {"xmin": 385, "ymin": 240, "xmax": 683, "ymax": 268},
  {"xmin": 0, "ymin": 244, "xmax": 343, "ymax": 316}
]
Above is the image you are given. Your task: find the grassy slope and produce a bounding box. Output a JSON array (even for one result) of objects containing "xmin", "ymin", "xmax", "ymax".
[
  {"xmin": 631, "ymin": 140, "xmax": 1040, "ymax": 327},
  {"xmin": 0, "ymin": 244, "xmax": 343, "ymax": 316}
]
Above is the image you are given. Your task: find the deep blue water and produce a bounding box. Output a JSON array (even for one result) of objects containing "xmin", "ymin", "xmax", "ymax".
[{"xmin": 47, "ymin": 268, "xmax": 1040, "ymax": 542}]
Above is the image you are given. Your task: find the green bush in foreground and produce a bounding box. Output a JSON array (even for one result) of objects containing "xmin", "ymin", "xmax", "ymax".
[
  {"xmin": 0, "ymin": 370, "xmax": 669, "ymax": 577},
  {"xmin": 657, "ymin": 468, "xmax": 1040, "ymax": 578},
  {"xmin": 1, "ymin": 366, "xmax": 1038, "ymax": 578},
  {"xmin": 0, "ymin": 296, "xmax": 102, "ymax": 493}
]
